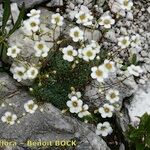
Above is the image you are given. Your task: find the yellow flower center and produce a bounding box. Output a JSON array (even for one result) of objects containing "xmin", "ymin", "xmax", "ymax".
[
  {"xmin": 12, "ymin": 49, "xmax": 16, "ymax": 54},
  {"xmin": 72, "ymin": 101, "xmax": 78, "ymax": 107},
  {"xmin": 67, "ymin": 50, "xmax": 73, "ymax": 56},
  {"xmin": 101, "ymin": 126, "xmax": 106, "ymax": 131},
  {"xmin": 104, "ymin": 107, "xmax": 110, "ymax": 113},
  {"xmin": 86, "ymin": 50, "xmax": 93, "ymax": 57},
  {"xmin": 74, "ymin": 31, "xmax": 79, "ymax": 37},
  {"xmin": 96, "ymin": 70, "xmax": 103, "ymax": 77},
  {"xmin": 122, "ymin": 39, "xmax": 127, "ymax": 45},
  {"xmin": 31, "ymin": 70, "xmax": 35, "ymax": 75},
  {"xmin": 30, "ymin": 22, "xmax": 36, "ymax": 27},
  {"xmin": 55, "ymin": 17, "xmax": 60, "ymax": 23},
  {"xmin": 105, "ymin": 63, "xmax": 112, "ymax": 70},
  {"xmin": 38, "ymin": 44, "xmax": 44, "ymax": 50},
  {"xmin": 104, "ymin": 19, "xmax": 110, "ymax": 25},
  {"xmin": 124, "ymin": 0, "xmax": 128, "ymax": 6},
  {"xmin": 17, "ymin": 71, "xmax": 24, "ymax": 76},
  {"xmin": 80, "ymin": 14, "xmax": 86, "ymax": 20},
  {"xmin": 7, "ymin": 116, "xmax": 12, "ymax": 122},
  {"xmin": 110, "ymin": 93, "xmax": 116, "ymax": 99},
  {"xmin": 28, "ymin": 104, "xmax": 34, "ymax": 110}
]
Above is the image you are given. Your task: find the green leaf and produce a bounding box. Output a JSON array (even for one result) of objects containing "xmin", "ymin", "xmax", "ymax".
[
  {"xmin": 1, "ymin": 43, "xmax": 8, "ymax": 63},
  {"xmin": 0, "ymin": 67, "xmax": 4, "ymax": 72},
  {"xmin": 145, "ymin": 135, "xmax": 150, "ymax": 146},
  {"xmin": 0, "ymin": 43, "xmax": 3, "ymax": 58},
  {"xmin": 139, "ymin": 113, "xmax": 150, "ymax": 130},
  {"xmin": 8, "ymin": 2, "xmax": 25, "ymax": 36},
  {"xmin": 121, "ymin": 64, "xmax": 128, "ymax": 71},
  {"xmin": 131, "ymin": 54, "xmax": 137, "ymax": 65},
  {"xmin": 135, "ymin": 143, "xmax": 145, "ymax": 150},
  {"xmin": 2, "ymin": 0, "xmax": 11, "ymax": 32}
]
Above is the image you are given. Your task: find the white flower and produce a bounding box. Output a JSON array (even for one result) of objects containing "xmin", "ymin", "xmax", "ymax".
[
  {"xmin": 79, "ymin": 41, "xmax": 100, "ymax": 61},
  {"xmin": 21, "ymin": 26, "xmax": 33, "ymax": 36},
  {"xmin": 51, "ymin": 13, "xmax": 64, "ymax": 26},
  {"xmin": 78, "ymin": 104, "xmax": 90, "ymax": 118},
  {"xmin": 91, "ymin": 66, "xmax": 108, "ymax": 82},
  {"xmin": 66, "ymin": 96, "xmax": 83, "ymax": 113},
  {"xmin": 7, "ymin": 46, "xmax": 21, "ymax": 58},
  {"xmin": 106, "ymin": 89, "xmax": 120, "ymax": 103},
  {"xmin": 75, "ymin": 11, "xmax": 93, "ymax": 26},
  {"xmin": 68, "ymin": 91, "xmax": 82, "ymax": 99},
  {"xmin": 34, "ymin": 41, "xmax": 49, "ymax": 57},
  {"xmin": 96, "ymin": 122, "xmax": 113, "ymax": 137},
  {"xmin": 27, "ymin": 9, "xmax": 41, "ymax": 18},
  {"xmin": 13, "ymin": 66, "xmax": 27, "ymax": 82},
  {"xmin": 62, "ymin": 45, "xmax": 78, "ymax": 62},
  {"xmin": 1, "ymin": 112, "xmax": 17, "ymax": 125},
  {"xmin": 118, "ymin": 0, "xmax": 133, "ymax": 10},
  {"xmin": 82, "ymin": 46, "xmax": 97, "ymax": 61},
  {"xmin": 69, "ymin": 27, "xmax": 84, "ymax": 42},
  {"xmin": 90, "ymin": 40, "xmax": 101, "ymax": 54},
  {"xmin": 69, "ymin": 5, "xmax": 91, "ymax": 20},
  {"xmin": 118, "ymin": 36, "xmax": 130, "ymax": 49},
  {"xmin": 99, "ymin": 104, "xmax": 114, "ymax": 118},
  {"xmin": 99, "ymin": 15, "xmax": 115, "ymax": 28},
  {"xmin": 23, "ymin": 17, "xmax": 40, "ymax": 32},
  {"xmin": 127, "ymin": 65, "xmax": 143, "ymax": 77},
  {"xmin": 103, "ymin": 59, "xmax": 116, "ymax": 73},
  {"xmin": 24, "ymin": 100, "xmax": 38, "ymax": 114},
  {"xmin": 131, "ymin": 34, "xmax": 141, "ymax": 48},
  {"xmin": 27, "ymin": 67, "xmax": 38, "ymax": 79}
]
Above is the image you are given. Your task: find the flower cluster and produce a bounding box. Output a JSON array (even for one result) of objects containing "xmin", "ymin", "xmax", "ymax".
[
  {"xmin": 5, "ymin": 0, "xmax": 147, "ymax": 140},
  {"xmin": 98, "ymin": 89, "xmax": 120, "ymax": 118},
  {"xmin": 51, "ymin": 13, "xmax": 64, "ymax": 26},
  {"xmin": 67, "ymin": 90, "xmax": 90, "ymax": 118},
  {"xmin": 109, "ymin": 0, "xmax": 133, "ymax": 17},
  {"xmin": 96, "ymin": 122, "xmax": 113, "ymax": 137},
  {"xmin": 91, "ymin": 60, "xmax": 116, "ymax": 83},
  {"xmin": 7, "ymin": 9, "xmax": 58, "ymax": 82},
  {"xmin": 11, "ymin": 64, "xmax": 38, "ymax": 82},
  {"xmin": 62, "ymin": 40, "xmax": 101, "ymax": 62},
  {"xmin": 34, "ymin": 41, "xmax": 49, "ymax": 57},
  {"xmin": 23, "ymin": 9, "xmax": 41, "ymax": 35},
  {"xmin": 99, "ymin": 15, "xmax": 115, "ymax": 29},
  {"xmin": 75, "ymin": 11, "xmax": 93, "ymax": 26},
  {"xmin": 1, "ymin": 100, "xmax": 38, "ymax": 125},
  {"xmin": 118, "ymin": 34, "xmax": 141, "ymax": 49}
]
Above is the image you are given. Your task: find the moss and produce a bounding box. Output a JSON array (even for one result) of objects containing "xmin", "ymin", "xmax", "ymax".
[{"xmin": 32, "ymin": 50, "xmax": 104, "ymax": 110}]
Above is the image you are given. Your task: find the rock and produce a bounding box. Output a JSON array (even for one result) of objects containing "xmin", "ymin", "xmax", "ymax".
[
  {"xmin": 11, "ymin": 3, "xmax": 20, "ymax": 23},
  {"xmin": 119, "ymin": 143, "xmax": 125, "ymax": 150},
  {"xmin": 0, "ymin": 72, "xmax": 110, "ymax": 150},
  {"xmin": 11, "ymin": 0, "xmax": 50, "ymax": 9},
  {"xmin": 46, "ymin": 0, "xmax": 63, "ymax": 7},
  {"xmin": 96, "ymin": 0, "xmax": 106, "ymax": 6},
  {"xmin": 85, "ymin": 28, "xmax": 102, "ymax": 42},
  {"xmin": 0, "ymin": 72, "xmax": 19, "ymax": 100},
  {"xmin": 147, "ymin": 6, "xmax": 150, "ymax": 14},
  {"xmin": 84, "ymin": 76, "xmax": 138, "ymax": 133},
  {"xmin": 127, "ymin": 81, "xmax": 150, "ymax": 125},
  {"xmin": 84, "ymin": 75, "xmax": 138, "ymax": 108},
  {"xmin": 7, "ymin": 9, "xmax": 61, "ymax": 86}
]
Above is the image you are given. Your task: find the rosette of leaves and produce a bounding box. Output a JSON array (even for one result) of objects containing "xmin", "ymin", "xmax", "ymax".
[
  {"xmin": 0, "ymin": 0, "xmax": 25, "ymax": 71},
  {"xmin": 126, "ymin": 113, "xmax": 150, "ymax": 150}
]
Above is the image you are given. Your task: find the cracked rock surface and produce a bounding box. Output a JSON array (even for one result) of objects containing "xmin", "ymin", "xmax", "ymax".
[{"xmin": 0, "ymin": 73, "xmax": 110, "ymax": 150}]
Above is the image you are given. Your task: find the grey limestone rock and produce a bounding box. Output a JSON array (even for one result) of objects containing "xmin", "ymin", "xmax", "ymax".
[
  {"xmin": 0, "ymin": 72, "xmax": 110, "ymax": 150},
  {"xmin": 96, "ymin": 0, "xmax": 106, "ymax": 6},
  {"xmin": 10, "ymin": 0, "xmax": 50, "ymax": 9},
  {"xmin": 127, "ymin": 81, "xmax": 150, "ymax": 125}
]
